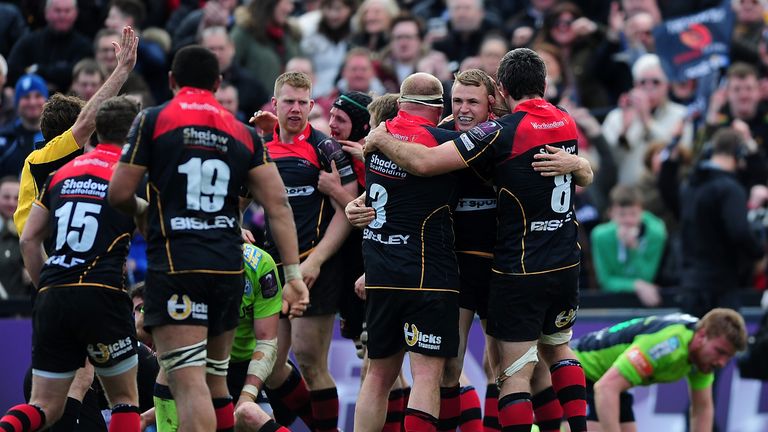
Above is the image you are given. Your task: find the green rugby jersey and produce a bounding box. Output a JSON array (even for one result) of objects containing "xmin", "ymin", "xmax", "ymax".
[
  {"xmin": 573, "ymin": 313, "xmax": 713, "ymax": 390},
  {"xmin": 230, "ymin": 244, "xmax": 282, "ymax": 362}
]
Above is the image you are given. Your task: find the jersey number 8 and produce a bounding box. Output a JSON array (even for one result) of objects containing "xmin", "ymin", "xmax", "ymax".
[
  {"xmin": 550, "ymin": 173, "xmax": 572, "ymax": 213},
  {"xmin": 178, "ymin": 158, "xmax": 230, "ymax": 212}
]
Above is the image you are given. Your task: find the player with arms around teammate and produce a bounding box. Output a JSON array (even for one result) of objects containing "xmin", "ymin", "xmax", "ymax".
[
  {"xmin": 0, "ymin": 96, "xmax": 142, "ymax": 432},
  {"xmin": 573, "ymin": 309, "xmax": 746, "ymax": 432},
  {"xmin": 364, "ymin": 48, "xmax": 593, "ymax": 432},
  {"xmin": 108, "ymin": 46, "xmax": 308, "ymax": 432}
]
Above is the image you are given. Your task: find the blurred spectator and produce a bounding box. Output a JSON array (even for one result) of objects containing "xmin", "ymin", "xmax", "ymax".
[
  {"xmin": 703, "ymin": 63, "xmax": 768, "ymax": 156},
  {"xmin": 231, "ymin": 0, "xmax": 302, "ymax": 98},
  {"xmin": 432, "ymin": 0, "xmax": 502, "ymax": 65},
  {"xmin": 70, "ymin": 59, "xmax": 106, "ymax": 101},
  {"xmin": 201, "ymin": 26, "xmax": 269, "ymax": 118},
  {"xmin": 621, "ymin": 0, "xmax": 662, "ymax": 23},
  {"xmin": 505, "ymin": 0, "xmax": 557, "ymax": 47},
  {"xmin": 416, "ymin": 51, "xmax": 453, "ymax": 82},
  {"xmin": 535, "ymin": 43, "xmax": 570, "ymax": 105},
  {"xmin": 7, "ymin": 0, "xmax": 92, "ymax": 92},
  {"xmin": 656, "ymin": 0, "xmax": 723, "ymax": 19},
  {"xmin": 104, "ymin": 0, "xmax": 170, "ymax": 103},
  {"xmin": 379, "ymin": 14, "xmax": 429, "ymax": 87},
  {"xmin": 534, "ymin": 2, "xmax": 632, "ymax": 112},
  {"xmin": 349, "ymin": 0, "xmax": 400, "ymax": 53},
  {"xmin": 678, "ymin": 127, "xmax": 764, "ymax": 317},
  {"xmin": 94, "ymin": 28, "xmax": 154, "ymax": 106},
  {"xmin": 172, "ymin": 0, "xmax": 239, "ymax": 52},
  {"xmin": 617, "ymin": 11, "xmax": 657, "ymax": 67},
  {"xmin": 730, "ymin": 0, "xmax": 766, "ymax": 65},
  {"xmin": 0, "ymin": 55, "xmax": 13, "ymax": 126},
  {"xmin": 0, "ymin": 176, "xmax": 31, "ymax": 300},
  {"xmin": 301, "ymin": 0, "xmax": 356, "ymax": 98},
  {"xmin": 591, "ymin": 185, "xmax": 667, "ymax": 306},
  {"xmin": 0, "ymin": 74, "xmax": 47, "ymax": 178},
  {"xmin": 216, "ymin": 81, "xmax": 247, "ymax": 122},
  {"xmin": 477, "ymin": 32, "xmax": 508, "ymax": 80},
  {"xmin": 602, "ymin": 54, "xmax": 692, "ymax": 185},
  {"xmin": 317, "ymin": 47, "xmax": 387, "ymax": 113},
  {"xmin": 0, "ymin": 3, "xmax": 27, "ymax": 58}
]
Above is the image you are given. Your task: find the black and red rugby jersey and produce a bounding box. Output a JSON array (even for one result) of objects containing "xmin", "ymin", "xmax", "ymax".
[
  {"xmin": 363, "ymin": 111, "xmax": 459, "ymax": 292},
  {"xmin": 263, "ymin": 123, "xmax": 356, "ymax": 262},
  {"xmin": 452, "ymin": 99, "xmax": 581, "ymax": 275},
  {"xmin": 37, "ymin": 144, "xmax": 134, "ymax": 291},
  {"xmin": 120, "ymin": 87, "xmax": 270, "ymax": 273},
  {"xmin": 440, "ymin": 119, "xmax": 497, "ymax": 257}
]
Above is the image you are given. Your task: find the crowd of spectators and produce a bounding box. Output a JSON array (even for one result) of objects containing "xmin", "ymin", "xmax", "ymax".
[{"xmin": 1, "ymin": 0, "xmax": 767, "ymax": 311}]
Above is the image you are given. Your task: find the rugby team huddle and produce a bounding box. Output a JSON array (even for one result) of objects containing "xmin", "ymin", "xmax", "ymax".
[{"xmin": 0, "ymin": 25, "xmax": 749, "ymax": 432}]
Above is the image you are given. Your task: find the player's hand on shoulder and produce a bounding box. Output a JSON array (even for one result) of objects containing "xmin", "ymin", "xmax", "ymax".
[
  {"xmin": 345, "ymin": 196, "xmax": 374, "ymax": 228},
  {"xmin": 249, "ymin": 110, "xmax": 278, "ymax": 134},
  {"xmin": 532, "ymin": 145, "xmax": 580, "ymax": 176},
  {"xmin": 282, "ymin": 279, "xmax": 310, "ymax": 318},
  {"xmin": 338, "ymin": 139, "xmax": 364, "ymax": 162},
  {"xmin": 363, "ymin": 122, "xmax": 388, "ymax": 156}
]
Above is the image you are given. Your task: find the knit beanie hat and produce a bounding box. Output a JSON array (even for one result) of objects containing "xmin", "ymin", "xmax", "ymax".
[
  {"xmin": 332, "ymin": 91, "xmax": 372, "ymax": 142},
  {"xmin": 14, "ymin": 74, "xmax": 48, "ymax": 107}
]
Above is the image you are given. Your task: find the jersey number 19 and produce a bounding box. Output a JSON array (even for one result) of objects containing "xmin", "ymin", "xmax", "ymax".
[{"xmin": 178, "ymin": 157, "xmax": 231, "ymax": 212}]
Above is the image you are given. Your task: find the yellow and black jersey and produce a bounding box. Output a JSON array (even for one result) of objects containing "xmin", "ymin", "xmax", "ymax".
[
  {"xmin": 363, "ymin": 111, "xmax": 459, "ymax": 292},
  {"xmin": 37, "ymin": 144, "xmax": 133, "ymax": 291},
  {"xmin": 14, "ymin": 128, "xmax": 82, "ymax": 234},
  {"xmin": 120, "ymin": 87, "xmax": 270, "ymax": 273},
  {"xmin": 452, "ymin": 99, "xmax": 581, "ymax": 275},
  {"xmin": 262, "ymin": 123, "xmax": 357, "ymax": 261}
]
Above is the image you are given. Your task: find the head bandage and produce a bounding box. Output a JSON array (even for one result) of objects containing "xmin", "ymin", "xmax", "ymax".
[{"xmin": 398, "ymin": 93, "xmax": 444, "ymax": 107}]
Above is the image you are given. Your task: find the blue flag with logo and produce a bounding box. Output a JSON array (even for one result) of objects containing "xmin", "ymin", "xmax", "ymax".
[{"xmin": 653, "ymin": 2, "xmax": 734, "ymax": 82}]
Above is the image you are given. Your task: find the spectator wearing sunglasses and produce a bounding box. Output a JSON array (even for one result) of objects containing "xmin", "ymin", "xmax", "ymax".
[{"xmin": 602, "ymin": 53, "xmax": 693, "ymax": 185}]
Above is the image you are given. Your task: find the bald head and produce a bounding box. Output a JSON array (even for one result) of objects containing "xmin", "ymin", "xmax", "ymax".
[{"xmin": 398, "ymin": 72, "xmax": 444, "ymax": 124}]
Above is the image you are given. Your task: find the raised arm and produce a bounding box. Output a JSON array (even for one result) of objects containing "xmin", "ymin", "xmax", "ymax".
[
  {"xmin": 71, "ymin": 26, "xmax": 139, "ymax": 146},
  {"xmin": 365, "ymin": 123, "xmax": 466, "ymax": 177}
]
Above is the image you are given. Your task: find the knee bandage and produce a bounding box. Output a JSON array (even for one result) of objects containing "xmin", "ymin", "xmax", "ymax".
[
  {"xmin": 496, "ymin": 344, "xmax": 538, "ymax": 387},
  {"xmin": 241, "ymin": 338, "xmax": 278, "ymax": 400},
  {"xmin": 206, "ymin": 356, "xmax": 230, "ymax": 376},
  {"xmin": 158, "ymin": 340, "xmax": 207, "ymax": 374},
  {"xmin": 539, "ymin": 329, "xmax": 573, "ymax": 346}
]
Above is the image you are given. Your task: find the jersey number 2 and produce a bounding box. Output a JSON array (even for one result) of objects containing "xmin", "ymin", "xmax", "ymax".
[
  {"xmin": 551, "ymin": 173, "xmax": 572, "ymax": 213},
  {"xmin": 54, "ymin": 202, "xmax": 101, "ymax": 252},
  {"xmin": 178, "ymin": 158, "xmax": 230, "ymax": 212}
]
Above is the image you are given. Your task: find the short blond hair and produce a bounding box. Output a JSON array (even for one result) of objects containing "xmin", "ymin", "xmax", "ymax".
[
  {"xmin": 697, "ymin": 308, "xmax": 748, "ymax": 352},
  {"xmin": 368, "ymin": 93, "xmax": 400, "ymax": 125},
  {"xmin": 274, "ymin": 72, "xmax": 312, "ymax": 97}
]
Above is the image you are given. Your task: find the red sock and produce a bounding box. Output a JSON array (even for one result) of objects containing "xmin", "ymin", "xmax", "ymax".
[
  {"xmin": 483, "ymin": 384, "xmax": 500, "ymax": 432},
  {"xmin": 266, "ymin": 363, "xmax": 314, "ymax": 428},
  {"xmin": 550, "ymin": 359, "xmax": 587, "ymax": 432},
  {"xmin": 0, "ymin": 404, "xmax": 45, "ymax": 432},
  {"xmin": 383, "ymin": 389, "xmax": 405, "ymax": 432},
  {"xmin": 257, "ymin": 419, "xmax": 291, "ymax": 432},
  {"xmin": 438, "ymin": 385, "xmax": 461, "ymax": 431},
  {"xmin": 310, "ymin": 388, "xmax": 339, "ymax": 432},
  {"xmin": 401, "ymin": 387, "xmax": 411, "ymax": 432},
  {"xmin": 109, "ymin": 404, "xmax": 140, "ymax": 432},
  {"xmin": 498, "ymin": 393, "xmax": 532, "ymax": 432},
  {"xmin": 532, "ymin": 387, "xmax": 563, "ymax": 432},
  {"xmin": 404, "ymin": 408, "xmax": 438, "ymax": 432},
  {"xmin": 458, "ymin": 386, "xmax": 483, "ymax": 432},
  {"xmin": 213, "ymin": 397, "xmax": 234, "ymax": 431}
]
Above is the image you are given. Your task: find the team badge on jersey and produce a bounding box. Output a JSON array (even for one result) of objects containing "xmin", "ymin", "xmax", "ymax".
[
  {"xmin": 649, "ymin": 337, "xmax": 681, "ymax": 360},
  {"xmin": 627, "ymin": 347, "xmax": 653, "ymax": 378},
  {"xmin": 260, "ymin": 272, "xmax": 279, "ymax": 298},
  {"xmin": 467, "ymin": 120, "xmax": 502, "ymax": 142}
]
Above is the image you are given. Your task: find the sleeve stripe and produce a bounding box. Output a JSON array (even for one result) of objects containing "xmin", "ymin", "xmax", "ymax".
[{"xmin": 128, "ymin": 113, "xmax": 147, "ymax": 164}]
